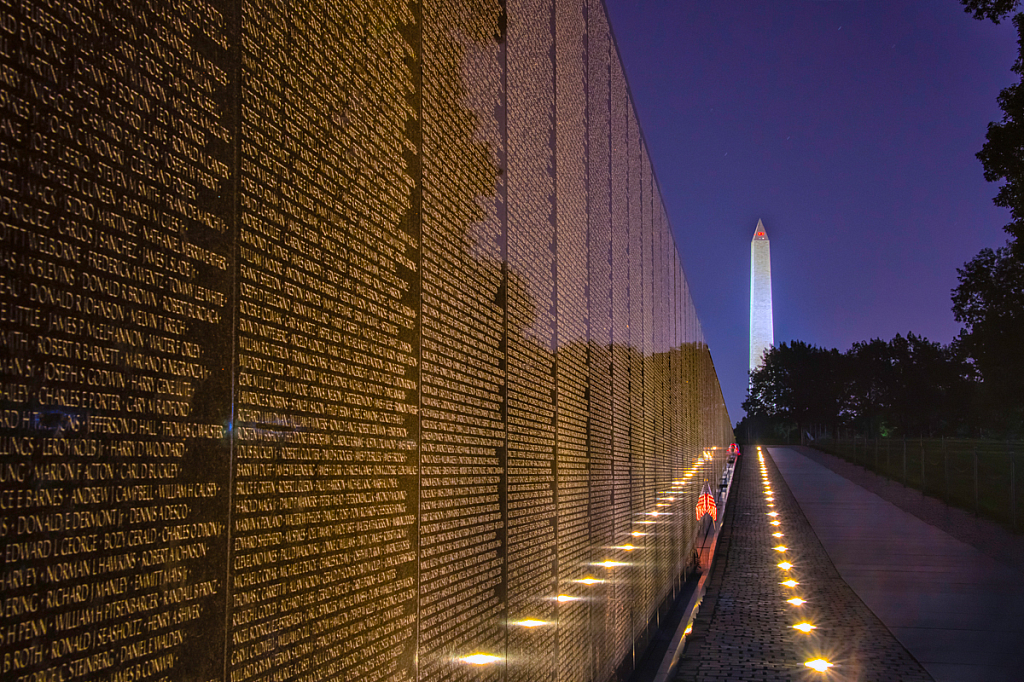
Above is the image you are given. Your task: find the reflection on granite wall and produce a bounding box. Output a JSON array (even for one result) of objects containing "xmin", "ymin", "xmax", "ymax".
[{"xmin": 0, "ymin": 1, "xmax": 733, "ymax": 681}]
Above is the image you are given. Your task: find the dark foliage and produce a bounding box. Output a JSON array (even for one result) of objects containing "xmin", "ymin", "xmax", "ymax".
[
  {"xmin": 976, "ymin": 14, "xmax": 1024, "ymax": 249},
  {"xmin": 962, "ymin": 0, "xmax": 1024, "ymax": 250},
  {"xmin": 740, "ymin": 334, "xmax": 976, "ymax": 442},
  {"xmin": 739, "ymin": 2, "xmax": 1024, "ymax": 443},
  {"xmin": 960, "ymin": 0, "xmax": 1019, "ymax": 23},
  {"xmin": 952, "ymin": 245, "xmax": 1024, "ymax": 432}
]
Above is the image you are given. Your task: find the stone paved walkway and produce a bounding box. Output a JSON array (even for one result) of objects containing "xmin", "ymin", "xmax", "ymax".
[
  {"xmin": 790, "ymin": 445, "xmax": 1024, "ymax": 576},
  {"xmin": 673, "ymin": 449, "xmax": 933, "ymax": 682},
  {"xmin": 772, "ymin": 446, "xmax": 1024, "ymax": 681}
]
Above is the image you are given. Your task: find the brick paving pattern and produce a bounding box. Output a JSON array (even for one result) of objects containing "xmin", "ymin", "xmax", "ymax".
[{"xmin": 674, "ymin": 451, "xmax": 934, "ymax": 682}]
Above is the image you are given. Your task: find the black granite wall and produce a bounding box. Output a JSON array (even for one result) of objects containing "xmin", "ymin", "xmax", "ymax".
[{"xmin": 0, "ymin": 1, "xmax": 733, "ymax": 681}]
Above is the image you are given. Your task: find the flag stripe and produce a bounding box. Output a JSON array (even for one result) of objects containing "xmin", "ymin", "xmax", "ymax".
[{"xmin": 696, "ymin": 487, "xmax": 718, "ymax": 522}]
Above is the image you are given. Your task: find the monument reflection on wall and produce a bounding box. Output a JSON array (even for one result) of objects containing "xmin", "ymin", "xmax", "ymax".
[{"xmin": 0, "ymin": 1, "xmax": 733, "ymax": 681}]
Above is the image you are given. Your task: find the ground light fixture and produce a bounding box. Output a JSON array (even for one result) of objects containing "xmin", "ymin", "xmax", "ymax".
[
  {"xmin": 555, "ymin": 595, "xmax": 579, "ymax": 603},
  {"xmin": 460, "ymin": 654, "xmax": 501, "ymax": 665},
  {"xmin": 760, "ymin": 450, "xmax": 829, "ymax": 661},
  {"xmin": 516, "ymin": 620, "xmax": 547, "ymax": 627},
  {"xmin": 576, "ymin": 577, "xmax": 603, "ymax": 585}
]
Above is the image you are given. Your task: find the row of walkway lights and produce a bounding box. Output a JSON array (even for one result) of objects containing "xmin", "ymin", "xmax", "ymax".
[
  {"xmin": 458, "ymin": 449, "xmax": 720, "ymax": 667},
  {"xmin": 757, "ymin": 447, "xmax": 833, "ymax": 675}
]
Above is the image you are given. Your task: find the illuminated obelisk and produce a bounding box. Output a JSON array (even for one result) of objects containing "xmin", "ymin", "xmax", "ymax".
[{"xmin": 749, "ymin": 219, "xmax": 774, "ymax": 373}]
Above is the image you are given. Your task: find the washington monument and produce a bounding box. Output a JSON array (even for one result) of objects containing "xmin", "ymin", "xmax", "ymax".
[{"xmin": 749, "ymin": 219, "xmax": 774, "ymax": 373}]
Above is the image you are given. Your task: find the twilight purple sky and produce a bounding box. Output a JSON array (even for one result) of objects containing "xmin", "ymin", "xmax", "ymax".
[{"xmin": 603, "ymin": 0, "xmax": 1019, "ymax": 423}]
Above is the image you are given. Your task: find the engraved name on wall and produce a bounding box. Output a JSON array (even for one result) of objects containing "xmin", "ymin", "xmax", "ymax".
[
  {"xmin": 0, "ymin": 2, "xmax": 234, "ymax": 680},
  {"xmin": 0, "ymin": 1, "xmax": 735, "ymax": 681}
]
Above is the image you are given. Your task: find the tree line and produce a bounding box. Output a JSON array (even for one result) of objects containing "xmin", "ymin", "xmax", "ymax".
[
  {"xmin": 740, "ymin": 0, "xmax": 1024, "ymax": 443},
  {"xmin": 740, "ymin": 334, "xmax": 986, "ymax": 442}
]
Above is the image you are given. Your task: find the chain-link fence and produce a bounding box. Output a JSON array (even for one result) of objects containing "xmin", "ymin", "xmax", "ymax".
[{"xmin": 811, "ymin": 437, "xmax": 1024, "ymax": 531}]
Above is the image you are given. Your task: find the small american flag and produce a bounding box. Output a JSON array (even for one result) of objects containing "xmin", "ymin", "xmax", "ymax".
[{"xmin": 695, "ymin": 481, "xmax": 717, "ymax": 522}]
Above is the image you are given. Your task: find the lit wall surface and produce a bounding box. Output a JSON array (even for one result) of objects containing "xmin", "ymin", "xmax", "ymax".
[{"xmin": 0, "ymin": 1, "xmax": 733, "ymax": 681}]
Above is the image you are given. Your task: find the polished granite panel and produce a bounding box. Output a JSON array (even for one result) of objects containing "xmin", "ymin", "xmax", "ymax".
[{"xmin": 0, "ymin": 2, "xmax": 733, "ymax": 681}]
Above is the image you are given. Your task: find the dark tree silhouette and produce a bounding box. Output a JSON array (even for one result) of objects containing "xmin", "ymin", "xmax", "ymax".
[
  {"xmin": 740, "ymin": 334, "xmax": 975, "ymax": 441},
  {"xmin": 960, "ymin": 0, "xmax": 1024, "ymax": 250},
  {"xmin": 743, "ymin": 341, "xmax": 848, "ymax": 442},
  {"xmin": 960, "ymin": 0, "xmax": 1019, "ymax": 22},
  {"xmin": 952, "ymin": 245, "xmax": 1024, "ymax": 433}
]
